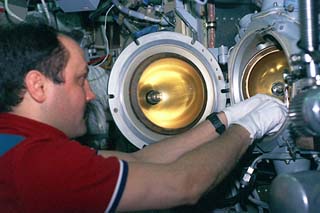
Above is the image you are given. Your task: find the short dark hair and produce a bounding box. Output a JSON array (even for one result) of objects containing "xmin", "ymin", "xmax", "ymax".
[{"xmin": 0, "ymin": 23, "xmax": 69, "ymax": 112}]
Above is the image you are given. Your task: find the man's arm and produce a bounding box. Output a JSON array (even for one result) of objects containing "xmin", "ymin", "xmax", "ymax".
[
  {"xmin": 98, "ymin": 94, "xmax": 275, "ymax": 163},
  {"xmin": 98, "ymin": 113, "xmax": 226, "ymax": 163},
  {"xmin": 117, "ymin": 124, "xmax": 250, "ymax": 211},
  {"xmin": 115, "ymin": 97, "xmax": 287, "ymax": 211}
]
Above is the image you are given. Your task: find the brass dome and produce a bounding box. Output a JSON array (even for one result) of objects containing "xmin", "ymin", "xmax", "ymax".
[
  {"xmin": 130, "ymin": 54, "xmax": 206, "ymax": 135},
  {"xmin": 242, "ymin": 46, "xmax": 289, "ymax": 101}
]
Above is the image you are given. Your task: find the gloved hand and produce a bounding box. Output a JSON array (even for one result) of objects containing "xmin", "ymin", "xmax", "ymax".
[
  {"xmin": 222, "ymin": 94, "xmax": 278, "ymax": 127},
  {"xmin": 232, "ymin": 97, "xmax": 287, "ymax": 140}
]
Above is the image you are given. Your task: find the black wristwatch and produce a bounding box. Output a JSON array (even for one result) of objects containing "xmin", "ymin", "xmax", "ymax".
[{"xmin": 206, "ymin": 112, "xmax": 226, "ymax": 135}]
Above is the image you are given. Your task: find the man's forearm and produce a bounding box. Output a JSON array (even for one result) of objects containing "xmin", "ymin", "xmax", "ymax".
[
  {"xmin": 117, "ymin": 124, "xmax": 251, "ymax": 210},
  {"xmin": 116, "ymin": 124, "xmax": 251, "ymax": 211},
  {"xmin": 98, "ymin": 113, "xmax": 227, "ymax": 163},
  {"xmin": 170, "ymin": 124, "xmax": 251, "ymax": 198},
  {"xmin": 131, "ymin": 113, "xmax": 227, "ymax": 164}
]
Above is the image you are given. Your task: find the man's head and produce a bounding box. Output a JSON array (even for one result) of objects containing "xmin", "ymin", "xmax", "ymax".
[
  {"xmin": 0, "ymin": 23, "xmax": 67, "ymax": 112},
  {"xmin": 0, "ymin": 23, "xmax": 95, "ymax": 138}
]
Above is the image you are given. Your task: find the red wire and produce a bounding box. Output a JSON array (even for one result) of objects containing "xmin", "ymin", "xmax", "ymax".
[{"xmin": 88, "ymin": 55, "xmax": 110, "ymax": 65}]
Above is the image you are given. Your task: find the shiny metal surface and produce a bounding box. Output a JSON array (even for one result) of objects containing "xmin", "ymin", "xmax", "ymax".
[
  {"xmin": 298, "ymin": 0, "xmax": 319, "ymax": 53},
  {"xmin": 131, "ymin": 56, "xmax": 206, "ymax": 134},
  {"xmin": 242, "ymin": 46, "xmax": 289, "ymax": 100},
  {"xmin": 289, "ymin": 87, "xmax": 320, "ymax": 136},
  {"xmin": 270, "ymin": 171, "xmax": 320, "ymax": 213},
  {"xmin": 228, "ymin": 10, "xmax": 301, "ymax": 104},
  {"xmin": 108, "ymin": 31, "xmax": 226, "ymax": 148}
]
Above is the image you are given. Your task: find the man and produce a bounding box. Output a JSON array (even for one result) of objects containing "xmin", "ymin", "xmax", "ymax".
[{"xmin": 0, "ymin": 23, "xmax": 287, "ymax": 212}]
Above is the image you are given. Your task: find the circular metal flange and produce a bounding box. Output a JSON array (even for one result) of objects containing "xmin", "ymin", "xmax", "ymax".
[
  {"xmin": 108, "ymin": 31, "xmax": 225, "ymax": 148},
  {"xmin": 228, "ymin": 13, "xmax": 301, "ymax": 104},
  {"xmin": 228, "ymin": 11, "xmax": 302, "ymax": 150}
]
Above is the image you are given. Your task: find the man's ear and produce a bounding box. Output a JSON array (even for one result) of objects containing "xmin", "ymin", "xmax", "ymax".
[{"xmin": 24, "ymin": 70, "xmax": 47, "ymax": 103}]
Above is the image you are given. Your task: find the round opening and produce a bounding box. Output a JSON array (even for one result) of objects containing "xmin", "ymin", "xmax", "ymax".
[
  {"xmin": 130, "ymin": 53, "xmax": 207, "ymax": 135},
  {"xmin": 242, "ymin": 46, "xmax": 289, "ymax": 101}
]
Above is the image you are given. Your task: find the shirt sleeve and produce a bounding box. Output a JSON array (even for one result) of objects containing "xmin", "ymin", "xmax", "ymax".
[{"xmin": 105, "ymin": 159, "xmax": 128, "ymax": 212}]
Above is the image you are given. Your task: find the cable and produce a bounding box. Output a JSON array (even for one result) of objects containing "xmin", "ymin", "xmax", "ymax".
[
  {"xmin": 194, "ymin": 0, "xmax": 208, "ymax": 5},
  {"xmin": 94, "ymin": 4, "xmax": 114, "ymax": 67},
  {"xmin": 4, "ymin": 0, "xmax": 24, "ymax": 22},
  {"xmin": 249, "ymin": 189, "xmax": 269, "ymax": 210},
  {"xmin": 40, "ymin": 0, "xmax": 52, "ymax": 25},
  {"xmin": 112, "ymin": 0, "xmax": 169, "ymax": 25}
]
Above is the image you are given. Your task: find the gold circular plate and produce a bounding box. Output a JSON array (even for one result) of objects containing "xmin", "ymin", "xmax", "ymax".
[
  {"xmin": 242, "ymin": 46, "xmax": 289, "ymax": 100},
  {"xmin": 130, "ymin": 55, "xmax": 206, "ymax": 134}
]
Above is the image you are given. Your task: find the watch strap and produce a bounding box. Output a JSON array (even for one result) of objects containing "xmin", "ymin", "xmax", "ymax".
[{"xmin": 206, "ymin": 112, "xmax": 226, "ymax": 135}]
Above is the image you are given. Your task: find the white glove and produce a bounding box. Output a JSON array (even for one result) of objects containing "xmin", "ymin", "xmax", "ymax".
[
  {"xmin": 232, "ymin": 97, "xmax": 287, "ymax": 140},
  {"xmin": 223, "ymin": 94, "xmax": 278, "ymax": 127}
]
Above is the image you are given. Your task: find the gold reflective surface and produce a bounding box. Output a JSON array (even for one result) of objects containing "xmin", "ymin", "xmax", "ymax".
[
  {"xmin": 132, "ymin": 57, "xmax": 206, "ymax": 132},
  {"xmin": 242, "ymin": 47, "xmax": 289, "ymax": 100}
]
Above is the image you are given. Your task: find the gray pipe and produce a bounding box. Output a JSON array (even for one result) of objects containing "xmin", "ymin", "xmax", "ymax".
[
  {"xmin": 112, "ymin": 0, "xmax": 169, "ymax": 26},
  {"xmin": 298, "ymin": 0, "xmax": 319, "ymax": 52}
]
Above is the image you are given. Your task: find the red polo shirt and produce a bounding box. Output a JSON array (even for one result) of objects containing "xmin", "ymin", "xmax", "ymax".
[{"xmin": 0, "ymin": 113, "xmax": 128, "ymax": 213}]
